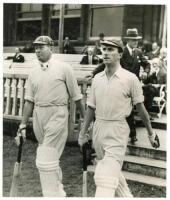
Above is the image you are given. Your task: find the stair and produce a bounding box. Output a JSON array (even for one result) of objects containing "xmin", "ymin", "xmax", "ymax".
[
  {"xmin": 123, "ymin": 115, "xmax": 167, "ymax": 187},
  {"xmin": 87, "ymin": 115, "xmax": 167, "ymax": 188},
  {"xmin": 123, "ymin": 171, "xmax": 166, "ymax": 187},
  {"xmin": 123, "ymin": 155, "xmax": 166, "ymax": 179}
]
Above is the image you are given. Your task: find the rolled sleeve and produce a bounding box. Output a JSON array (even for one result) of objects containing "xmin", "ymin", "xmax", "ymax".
[
  {"xmin": 64, "ymin": 64, "xmax": 83, "ymax": 101},
  {"xmin": 131, "ymin": 76, "xmax": 144, "ymax": 105},
  {"xmin": 25, "ymin": 75, "xmax": 34, "ymax": 102},
  {"xmin": 86, "ymin": 79, "xmax": 96, "ymax": 109}
]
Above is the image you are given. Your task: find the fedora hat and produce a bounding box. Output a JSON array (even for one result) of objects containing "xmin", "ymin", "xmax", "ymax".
[{"xmin": 124, "ymin": 28, "xmax": 142, "ymax": 40}]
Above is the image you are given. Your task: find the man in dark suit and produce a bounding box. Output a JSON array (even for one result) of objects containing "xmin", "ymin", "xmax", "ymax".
[
  {"xmin": 121, "ymin": 28, "xmax": 149, "ymax": 78},
  {"xmin": 80, "ymin": 46, "xmax": 101, "ymax": 65},
  {"xmin": 142, "ymin": 57, "xmax": 166, "ymax": 112},
  {"xmin": 121, "ymin": 28, "xmax": 150, "ymax": 144},
  {"xmin": 5, "ymin": 47, "xmax": 25, "ymax": 63}
]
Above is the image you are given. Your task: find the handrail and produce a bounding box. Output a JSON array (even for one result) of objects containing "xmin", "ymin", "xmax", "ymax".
[{"xmin": 3, "ymin": 72, "xmax": 92, "ymax": 142}]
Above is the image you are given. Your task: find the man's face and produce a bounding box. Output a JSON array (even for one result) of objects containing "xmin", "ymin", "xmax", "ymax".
[
  {"xmin": 15, "ymin": 48, "xmax": 20, "ymax": 54},
  {"xmin": 34, "ymin": 44, "xmax": 52, "ymax": 62},
  {"xmin": 152, "ymin": 58, "xmax": 160, "ymax": 71},
  {"xmin": 160, "ymin": 50, "xmax": 167, "ymax": 59},
  {"xmin": 152, "ymin": 42, "xmax": 158, "ymax": 51},
  {"xmin": 127, "ymin": 39, "xmax": 138, "ymax": 49},
  {"xmin": 101, "ymin": 45, "xmax": 121, "ymax": 64},
  {"xmin": 87, "ymin": 47, "xmax": 93, "ymax": 55}
]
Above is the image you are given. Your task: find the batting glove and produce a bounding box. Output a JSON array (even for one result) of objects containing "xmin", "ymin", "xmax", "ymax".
[
  {"xmin": 15, "ymin": 124, "xmax": 26, "ymax": 146},
  {"xmin": 148, "ymin": 132, "xmax": 160, "ymax": 149}
]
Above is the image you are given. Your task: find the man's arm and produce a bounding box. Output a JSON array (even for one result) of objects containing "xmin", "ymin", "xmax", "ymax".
[
  {"xmin": 81, "ymin": 106, "xmax": 95, "ymax": 134},
  {"xmin": 136, "ymin": 102, "xmax": 160, "ymax": 148},
  {"xmin": 15, "ymin": 100, "xmax": 34, "ymax": 145},
  {"xmin": 75, "ymin": 99, "xmax": 85, "ymax": 119},
  {"xmin": 136, "ymin": 102, "xmax": 153, "ymax": 136},
  {"xmin": 21, "ymin": 100, "xmax": 34, "ymax": 125},
  {"xmin": 78, "ymin": 106, "xmax": 95, "ymax": 147}
]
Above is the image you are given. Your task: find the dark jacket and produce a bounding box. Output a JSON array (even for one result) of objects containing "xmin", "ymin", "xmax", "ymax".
[
  {"xmin": 120, "ymin": 46, "xmax": 150, "ymax": 78},
  {"xmin": 80, "ymin": 55, "xmax": 100, "ymax": 65},
  {"xmin": 13, "ymin": 54, "xmax": 25, "ymax": 63},
  {"xmin": 143, "ymin": 69, "xmax": 167, "ymax": 85},
  {"xmin": 5, "ymin": 54, "xmax": 25, "ymax": 63}
]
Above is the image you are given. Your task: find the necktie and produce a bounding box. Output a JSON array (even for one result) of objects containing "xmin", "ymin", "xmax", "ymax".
[{"xmin": 132, "ymin": 49, "xmax": 135, "ymax": 58}]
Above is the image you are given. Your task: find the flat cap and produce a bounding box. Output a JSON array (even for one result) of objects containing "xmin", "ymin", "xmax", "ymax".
[
  {"xmin": 33, "ymin": 35, "xmax": 54, "ymax": 46},
  {"xmin": 100, "ymin": 40, "xmax": 123, "ymax": 52}
]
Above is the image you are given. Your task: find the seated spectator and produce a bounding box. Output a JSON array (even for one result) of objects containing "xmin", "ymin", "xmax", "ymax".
[
  {"xmin": 94, "ymin": 32, "xmax": 105, "ymax": 55},
  {"xmin": 63, "ymin": 36, "xmax": 76, "ymax": 54},
  {"xmin": 141, "ymin": 57, "xmax": 166, "ymax": 114},
  {"xmin": 22, "ymin": 43, "xmax": 34, "ymax": 53},
  {"xmin": 159, "ymin": 47, "xmax": 167, "ymax": 72},
  {"xmin": 146, "ymin": 42, "xmax": 160, "ymax": 60},
  {"xmin": 5, "ymin": 47, "xmax": 25, "ymax": 63},
  {"xmin": 80, "ymin": 46, "xmax": 102, "ymax": 65},
  {"xmin": 142, "ymin": 40, "xmax": 152, "ymax": 58},
  {"xmin": 146, "ymin": 57, "xmax": 166, "ymax": 85}
]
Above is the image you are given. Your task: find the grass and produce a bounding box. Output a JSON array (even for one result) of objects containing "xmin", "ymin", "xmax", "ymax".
[{"xmin": 3, "ymin": 135, "xmax": 166, "ymax": 197}]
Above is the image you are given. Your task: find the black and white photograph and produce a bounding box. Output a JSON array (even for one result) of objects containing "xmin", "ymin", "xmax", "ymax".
[{"xmin": 2, "ymin": 1, "xmax": 167, "ymax": 197}]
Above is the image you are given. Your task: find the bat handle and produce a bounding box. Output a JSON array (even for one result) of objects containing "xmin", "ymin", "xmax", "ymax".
[{"xmin": 17, "ymin": 137, "xmax": 23, "ymax": 163}]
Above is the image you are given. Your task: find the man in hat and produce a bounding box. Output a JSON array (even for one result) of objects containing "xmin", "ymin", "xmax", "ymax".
[
  {"xmin": 78, "ymin": 40, "xmax": 159, "ymax": 197},
  {"xmin": 121, "ymin": 28, "xmax": 150, "ymax": 144},
  {"xmin": 15, "ymin": 35, "xmax": 85, "ymax": 197}
]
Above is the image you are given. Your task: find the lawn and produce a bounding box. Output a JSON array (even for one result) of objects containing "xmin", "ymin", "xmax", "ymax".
[{"xmin": 3, "ymin": 135, "xmax": 166, "ymax": 197}]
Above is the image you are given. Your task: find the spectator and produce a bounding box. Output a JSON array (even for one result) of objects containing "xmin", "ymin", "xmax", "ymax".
[
  {"xmin": 141, "ymin": 40, "xmax": 152, "ymax": 57},
  {"xmin": 22, "ymin": 43, "xmax": 35, "ymax": 53},
  {"xmin": 63, "ymin": 36, "xmax": 76, "ymax": 54},
  {"xmin": 145, "ymin": 58, "xmax": 167, "ymax": 85},
  {"xmin": 94, "ymin": 32, "xmax": 105, "ymax": 55},
  {"xmin": 159, "ymin": 47, "xmax": 167, "ymax": 72},
  {"xmin": 80, "ymin": 46, "xmax": 102, "ymax": 65},
  {"xmin": 5, "ymin": 47, "xmax": 25, "ymax": 63},
  {"xmin": 142, "ymin": 57, "xmax": 166, "ymax": 113},
  {"xmin": 121, "ymin": 28, "xmax": 150, "ymax": 144},
  {"xmin": 146, "ymin": 42, "xmax": 160, "ymax": 60}
]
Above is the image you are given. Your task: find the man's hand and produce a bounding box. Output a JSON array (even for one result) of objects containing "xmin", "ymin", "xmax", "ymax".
[
  {"xmin": 148, "ymin": 132, "xmax": 160, "ymax": 149},
  {"xmin": 15, "ymin": 124, "xmax": 26, "ymax": 146}
]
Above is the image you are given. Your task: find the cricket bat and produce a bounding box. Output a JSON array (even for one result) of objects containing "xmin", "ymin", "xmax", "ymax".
[{"xmin": 10, "ymin": 137, "xmax": 23, "ymax": 197}]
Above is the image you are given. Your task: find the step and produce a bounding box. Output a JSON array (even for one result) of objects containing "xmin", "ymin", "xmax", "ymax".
[
  {"xmin": 123, "ymin": 155, "xmax": 166, "ymax": 179},
  {"xmin": 126, "ymin": 127, "xmax": 166, "ymax": 160},
  {"xmin": 135, "ymin": 114, "xmax": 167, "ymax": 130},
  {"xmin": 86, "ymin": 165, "xmax": 166, "ymax": 187},
  {"xmin": 126, "ymin": 145, "xmax": 166, "ymax": 161},
  {"xmin": 122, "ymin": 171, "xmax": 166, "ymax": 187}
]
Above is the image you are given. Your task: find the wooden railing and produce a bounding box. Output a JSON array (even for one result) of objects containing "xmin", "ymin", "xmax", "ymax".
[
  {"xmin": 3, "ymin": 53, "xmax": 98, "ymax": 141},
  {"xmin": 3, "ymin": 72, "xmax": 92, "ymax": 142}
]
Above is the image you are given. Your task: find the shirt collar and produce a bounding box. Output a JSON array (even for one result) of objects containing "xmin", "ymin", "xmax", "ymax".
[
  {"xmin": 127, "ymin": 44, "xmax": 133, "ymax": 55},
  {"xmin": 39, "ymin": 56, "xmax": 53, "ymax": 70},
  {"xmin": 99, "ymin": 65, "xmax": 122, "ymax": 78}
]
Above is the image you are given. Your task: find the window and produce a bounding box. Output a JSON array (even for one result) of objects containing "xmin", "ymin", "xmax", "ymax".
[
  {"xmin": 91, "ymin": 5, "xmax": 124, "ymax": 37},
  {"xmin": 16, "ymin": 4, "xmax": 42, "ymax": 41}
]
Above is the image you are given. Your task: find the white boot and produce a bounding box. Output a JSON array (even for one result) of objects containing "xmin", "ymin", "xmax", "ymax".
[{"xmin": 36, "ymin": 146, "xmax": 66, "ymax": 197}]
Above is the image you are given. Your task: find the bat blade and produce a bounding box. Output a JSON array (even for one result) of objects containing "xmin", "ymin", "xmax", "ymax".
[{"xmin": 9, "ymin": 162, "xmax": 22, "ymax": 197}]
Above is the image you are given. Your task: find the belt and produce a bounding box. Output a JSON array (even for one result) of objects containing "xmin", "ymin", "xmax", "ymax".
[{"xmin": 35, "ymin": 102, "xmax": 67, "ymax": 107}]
